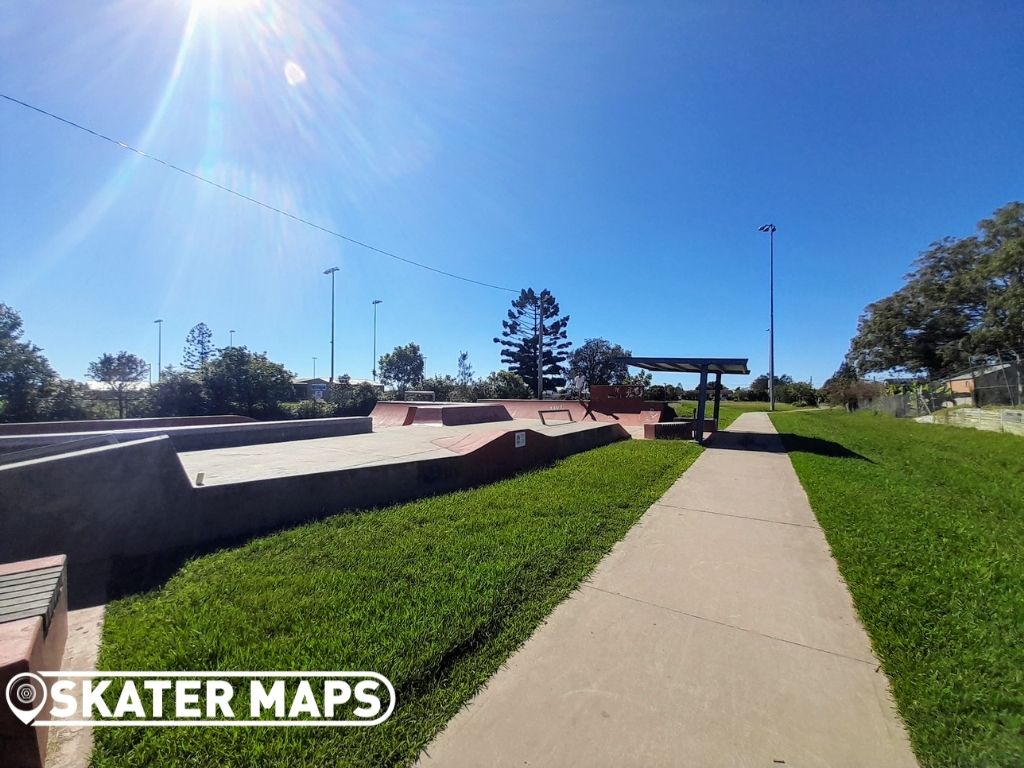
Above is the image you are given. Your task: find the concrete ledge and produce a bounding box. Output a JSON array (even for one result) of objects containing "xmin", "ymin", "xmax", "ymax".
[
  {"xmin": 0, "ymin": 417, "xmax": 372, "ymax": 455},
  {"xmin": 643, "ymin": 420, "xmax": 718, "ymax": 440},
  {"xmin": 0, "ymin": 415, "xmax": 255, "ymax": 437}
]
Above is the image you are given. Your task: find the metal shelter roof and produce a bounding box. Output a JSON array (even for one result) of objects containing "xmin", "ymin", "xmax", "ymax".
[{"xmin": 620, "ymin": 357, "xmax": 750, "ymax": 375}]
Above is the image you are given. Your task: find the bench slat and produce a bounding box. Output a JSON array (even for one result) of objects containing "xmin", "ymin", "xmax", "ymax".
[
  {"xmin": 0, "ymin": 565, "xmax": 64, "ymax": 587},
  {"xmin": 0, "ymin": 561, "xmax": 66, "ymax": 633}
]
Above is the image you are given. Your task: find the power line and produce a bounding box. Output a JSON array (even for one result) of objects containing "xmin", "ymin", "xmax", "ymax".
[{"xmin": 1, "ymin": 93, "xmax": 518, "ymax": 293}]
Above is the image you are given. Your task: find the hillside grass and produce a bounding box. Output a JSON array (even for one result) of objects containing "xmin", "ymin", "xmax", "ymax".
[
  {"xmin": 92, "ymin": 439, "xmax": 702, "ymax": 767},
  {"xmin": 771, "ymin": 410, "xmax": 1024, "ymax": 768}
]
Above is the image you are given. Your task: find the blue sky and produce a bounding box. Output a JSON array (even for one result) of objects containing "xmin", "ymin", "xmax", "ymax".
[{"xmin": 2, "ymin": 1, "xmax": 1022, "ymax": 388}]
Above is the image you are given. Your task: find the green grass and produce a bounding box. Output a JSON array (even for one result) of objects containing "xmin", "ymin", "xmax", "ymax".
[
  {"xmin": 770, "ymin": 410, "xmax": 1024, "ymax": 768},
  {"xmin": 92, "ymin": 439, "xmax": 701, "ymax": 767},
  {"xmin": 672, "ymin": 398, "xmax": 797, "ymax": 430}
]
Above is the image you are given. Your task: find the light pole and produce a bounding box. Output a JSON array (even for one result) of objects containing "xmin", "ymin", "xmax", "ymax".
[
  {"xmin": 372, "ymin": 299, "xmax": 382, "ymax": 381},
  {"xmin": 312, "ymin": 357, "xmax": 317, "ymax": 378},
  {"xmin": 154, "ymin": 319, "xmax": 163, "ymax": 382},
  {"xmin": 758, "ymin": 224, "xmax": 777, "ymax": 411},
  {"xmin": 229, "ymin": 329, "xmax": 235, "ymax": 347},
  {"xmin": 323, "ymin": 267, "xmax": 340, "ymax": 382}
]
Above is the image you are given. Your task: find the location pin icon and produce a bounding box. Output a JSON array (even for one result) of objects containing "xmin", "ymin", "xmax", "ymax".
[{"xmin": 5, "ymin": 672, "xmax": 48, "ymax": 725}]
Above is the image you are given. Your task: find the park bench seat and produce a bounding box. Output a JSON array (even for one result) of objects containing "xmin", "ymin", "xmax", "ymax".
[{"xmin": 0, "ymin": 555, "xmax": 69, "ymax": 768}]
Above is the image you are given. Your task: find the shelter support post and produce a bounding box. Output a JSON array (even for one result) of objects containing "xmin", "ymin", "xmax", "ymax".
[
  {"xmin": 712, "ymin": 371, "xmax": 722, "ymax": 427},
  {"xmin": 695, "ymin": 365, "xmax": 709, "ymax": 444}
]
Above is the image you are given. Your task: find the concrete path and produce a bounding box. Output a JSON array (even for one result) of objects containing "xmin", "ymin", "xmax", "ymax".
[
  {"xmin": 418, "ymin": 412, "xmax": 917, "ymax": 768},
  {"xmin": 45, "ymin": 606, "xmax": 104, "ymax": 768}
]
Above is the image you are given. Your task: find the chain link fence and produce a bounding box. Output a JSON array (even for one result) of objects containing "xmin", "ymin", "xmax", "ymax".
[{"xmin": 858, "ymin": 356, "xmax": 1023, "ymax": 417}]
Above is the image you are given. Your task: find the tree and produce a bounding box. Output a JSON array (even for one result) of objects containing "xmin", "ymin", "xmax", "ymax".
[
  {"xmin": 149, "ymin": 369, "xmax": 209, "ymax": 417},
  {"xmin": 473, "ymin": 370, "xmax": 532, "ymax": 400},
  {"xmin": 45, "ymin": 379, "xmax": 102, "ymax": 421},
  {"xmin": 202, "ymin": 346, "xmax": 294, "ymax": 418},
  {"xmin": 421, "ymin": 374, "xmax": 459, "ymax": 402},
  {"xmin": 819, "ymin": 362, "xmax": 883, "ymax": 410},
  {"xmin": 86, "ymin": 351, "xmax": 149, "ymax": 418},
  {"xmin": 183, "ymin": 323, "xmax": 215, "ymax": 370},
  {"xmin": 456, "ymin": 351, "xmax": 474, "ymax": 387},
  {"xmin": 975, "ymin": 202, "xmax": 1024, "ymax": 355},
  {"xmin": 494, "ymin": 288, "xmax": 571, "ymax": 396},
  {"xmin": 567, "ymin": 338, "xmax": 631, "ymax": 386},
  {"xmin": 325, "ymin": 379, "xmax": 380, "ymax": 416},
  {"xmin": 377, "ymin": 342, "xmax": 425, "ymax": 396},
  {"xmin": 0, "ymin": 304, "xmax": 57, "ymax": 422},
  {"xmin": 847, "ymin": 202, "xmax": 1023, "ymax": 378}
]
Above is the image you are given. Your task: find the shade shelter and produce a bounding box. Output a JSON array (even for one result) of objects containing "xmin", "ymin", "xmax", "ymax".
[{"xmin": 619, "ymin": 357, "xmax": 750, "ymax": 443}]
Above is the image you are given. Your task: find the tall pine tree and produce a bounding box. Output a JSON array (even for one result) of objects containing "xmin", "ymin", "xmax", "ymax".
[
  {"xmin": 494, "ymin": 288, "xmax": 571, "ymax": 396},
  {"xmin": 183, "ymin": 323, "xmax": 215, "ymax": 371}
]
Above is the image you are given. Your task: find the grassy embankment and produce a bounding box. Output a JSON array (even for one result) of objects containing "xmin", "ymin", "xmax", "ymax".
[
  {"xmin": 772, "ymin": 410, "xmax": 1023, "ymax": 768},
  {"xmin": 93, "ymin": 439, "xmax": 702, "ymax": 767}
]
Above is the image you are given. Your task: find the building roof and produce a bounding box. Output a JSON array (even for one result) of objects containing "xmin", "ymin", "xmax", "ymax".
[{"xmin": 620, "ymin": 357, "xmax": 750, "ymax": 375}]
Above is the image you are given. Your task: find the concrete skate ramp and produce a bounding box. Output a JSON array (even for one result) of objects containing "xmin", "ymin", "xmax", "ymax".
[
  {"xmin": 372, "ymin": 402, "xmax": 513, "ymax": 428},
  {"xmin": 0, "ymin": 420, "xmax": 625, "ymax": 606},
  {"xmin": 480, "ymin": 399, "xmax": 675, "ymax": 426},
  {"xmin": 370, "ymin": 402, "xmax": 417, "ymax": 427}
]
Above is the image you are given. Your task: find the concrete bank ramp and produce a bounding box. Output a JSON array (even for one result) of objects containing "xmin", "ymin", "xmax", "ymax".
[{"xmin": 371, "ymin": 402, "xmax": 513, "ymax": 429}]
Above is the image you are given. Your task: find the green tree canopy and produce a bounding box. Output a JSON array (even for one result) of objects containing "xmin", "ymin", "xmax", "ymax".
[
  {"xmin": 203, "ymin": 346, "xmax": 294, "ymax": 418},
  {"xmin": 0, "ymin": 303, "xmax": 56, "ymax": 422},
  {"xmin": 377, "ymin": 343, "xmax": 425, "ymax": 395},
  {"xmin": 86, "ymin": 351, "xmax": 149, "ymax": 418},
  {"xmin": 473, "ymin": 370, "xmax": 532, "ymax": 400},
  {"xmin": 149, "ymin": 368, "xmax": 210, "ymax": 417},
  {"xmin": 848, "ymin": 201, "xmax": 1022, "ymax": 377},
  {"xmin": 566, "ymin": 338, "xmax": 631, "ymax": 386},
  {"xmin": 494, "ymin": 288, "xmax": 571, "ymax": 396}
]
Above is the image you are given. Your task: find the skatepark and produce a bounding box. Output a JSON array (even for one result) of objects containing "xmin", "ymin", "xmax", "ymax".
[{"xmin": 0, "ymin": 358, "xmax": 751, "ymax": 607}]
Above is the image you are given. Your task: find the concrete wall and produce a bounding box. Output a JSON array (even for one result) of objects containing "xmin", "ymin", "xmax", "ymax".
[
  {"xmin": 0, "ymin": 424, "xmax": 628, "ymax": 607},
  {"xmin": 934, "ymin": 408, "xmax": 1024, "ymax": 436},
  {"xmin": 0, "ymin": 417, "xmax": 372, "ymax": 455},
  {"xmin": 0, "ymin": 415, "xmax": 255, "ymax": 436}
]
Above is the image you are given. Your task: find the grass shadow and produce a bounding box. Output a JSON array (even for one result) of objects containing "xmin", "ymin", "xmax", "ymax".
[{"xmin": 708, "ymin": 430, "xmax": 873, "ymax": 462}]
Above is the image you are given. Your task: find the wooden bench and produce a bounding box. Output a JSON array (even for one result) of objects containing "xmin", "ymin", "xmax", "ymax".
[
  {"xmin": 539, "ymin": 408, "xmax": 574, "ymax": 425},
  {"xmin": 0, "ymin": 555, "xmax": 69, "ymax": 768}
]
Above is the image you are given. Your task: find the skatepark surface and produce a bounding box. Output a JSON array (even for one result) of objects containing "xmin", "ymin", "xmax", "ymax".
[{"xmin": 178, "ymin": 418, "xmax": 605, "ymax": 485}]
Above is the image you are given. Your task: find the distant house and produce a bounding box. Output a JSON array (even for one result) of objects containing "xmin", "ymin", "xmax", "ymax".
[
  {"xmin": 292, "ymin": 377, "xmax": 329, "ymax": 400},
  {"xmin": 292, "ymin": 377, "xmax": 384, "ymax": 400},
  {"xmin": 939, "ymin": 363, "xmax": 1021, "ymax": 406}
]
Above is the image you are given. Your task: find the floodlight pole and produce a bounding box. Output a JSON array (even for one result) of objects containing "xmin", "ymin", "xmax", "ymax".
[
  {"xmin": 154, "ymin": 319, "xmax": 163, "ymax": 382},
  {"xmin": 229, "ymin": 329, "xmax": 235, "ymax": 347},
  {"xmin": 759, "ymin": 224, "xmax": 777, "ymax": 411},
  {"xmin": 372, "ymin": 299, "xmax": 382, "ymax": 381},
  {"xmin": 312, "ymin": 357, "xmax": 317, "ymax": 378},
  {"xmin": 324, "ymin": 267, "xmax": 340, "ymax": 382}
]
